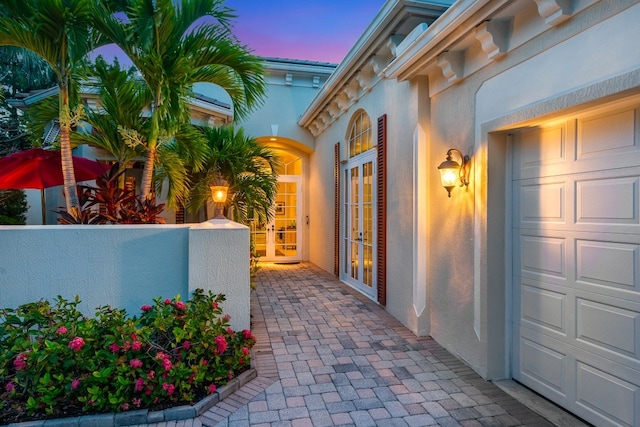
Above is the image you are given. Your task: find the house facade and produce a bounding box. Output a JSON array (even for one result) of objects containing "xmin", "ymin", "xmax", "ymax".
[
  {"xmin": 240, "ymin": 1, "xmax": 640, "ymax": 425},
  {"xmin": 11, "ymin": 0, "xmax": 639, "ymax": 423}
]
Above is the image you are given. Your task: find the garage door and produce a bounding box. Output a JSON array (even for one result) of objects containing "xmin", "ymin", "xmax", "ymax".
[{"xmin": 512, "ymin": 104, "xmax": 640, "ymax": 427}]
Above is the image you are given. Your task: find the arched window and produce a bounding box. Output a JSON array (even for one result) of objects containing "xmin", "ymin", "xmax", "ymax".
[{"xmin": 347, "ymin": 110, "xmax": 372, "ymax": 158}]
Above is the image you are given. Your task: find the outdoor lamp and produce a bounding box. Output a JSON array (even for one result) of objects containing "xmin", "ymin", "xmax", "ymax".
[
  {"xmin": 209, "ymin": 172, "xmax": 229, "ymax": 219},
  {"xmin": 438, "ymin": 148, "xmax": 470, "ymax": 197}
]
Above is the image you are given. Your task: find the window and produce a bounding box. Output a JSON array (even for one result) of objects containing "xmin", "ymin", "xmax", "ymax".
[{"xmin": 348, "ymin": 111, "xmax": 372, "ymax": 158}]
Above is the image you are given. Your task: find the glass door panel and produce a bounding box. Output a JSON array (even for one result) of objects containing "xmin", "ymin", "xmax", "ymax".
[
  {"xmin": 342, "ymin": 153, "xmax": 376, "ymax": 297},
  {"xmin": 251, "ymin": 176, "xmax": 301, "ymax": 262}
]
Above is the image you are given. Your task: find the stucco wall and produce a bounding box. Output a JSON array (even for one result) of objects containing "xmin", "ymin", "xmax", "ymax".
[
  {"xmin": 0, "ymin": 220, "xmax": 250, "ymax": 331},
  {"xmin": 425, "ymin": 1, "xmax": 640, "ymax": 378},
  {"xmin": 309, "ymin": 76, "xmax": 430, "ymax": 333}
]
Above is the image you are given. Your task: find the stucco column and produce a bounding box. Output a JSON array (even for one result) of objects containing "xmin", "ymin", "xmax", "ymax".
[{"xmin": 188, "ymin": 219, "xmax": 251, "ymax": 331}]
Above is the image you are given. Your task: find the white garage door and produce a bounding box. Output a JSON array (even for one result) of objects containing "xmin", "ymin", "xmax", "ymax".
[{"xmin": 512, "ymin": 104, "xmax": 640, "ymax": 427}]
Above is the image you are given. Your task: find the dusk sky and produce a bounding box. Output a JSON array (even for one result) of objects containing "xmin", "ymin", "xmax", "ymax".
[
  {"xmin": 92, "ymin": 1, "xmax": 386, "ymax": 66},
  {"xmin": 224, "ymin": 0, "xmax": 385, "ymax": 63}
]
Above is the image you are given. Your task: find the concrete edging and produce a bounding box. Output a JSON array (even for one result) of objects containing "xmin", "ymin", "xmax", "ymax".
[{"xmin": 5, "ymin": 368, "xmax": 258, "ymax": 427}]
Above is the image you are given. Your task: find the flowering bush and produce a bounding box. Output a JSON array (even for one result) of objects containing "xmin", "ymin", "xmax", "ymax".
[{"xmin": 0, "ymin": 290, "xmax": 256, "ymax": 424}]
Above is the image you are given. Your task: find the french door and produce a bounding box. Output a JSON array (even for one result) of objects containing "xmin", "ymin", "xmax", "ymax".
[
  {"xmin": 251, "ymin": 176, "xmax": 301, "ymax": 262},
  {"xmin": 342, "ymin": 152, "xmax": 376, "ymax": 297}
]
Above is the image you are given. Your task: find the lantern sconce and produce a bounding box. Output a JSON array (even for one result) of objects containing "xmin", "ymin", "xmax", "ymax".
[
  {"xmin": 209, "ymin": 172, "xmax": 229, "ymax": 219},
  {"xmin": 437, "ymin": 148, "xmax": 470, "ymax": 198}
]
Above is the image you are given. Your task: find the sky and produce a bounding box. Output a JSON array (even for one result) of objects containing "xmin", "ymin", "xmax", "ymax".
[
  {"xmin": 92, "ymin": 1, "xmax": 386, "ymax": 67},
  {"xmin": 225, "ymin": 0, "xmax": 385, "ymax": 64}
]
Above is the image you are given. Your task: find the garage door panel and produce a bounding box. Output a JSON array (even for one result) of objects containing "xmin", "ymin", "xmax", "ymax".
[
  {"xmin": 576, "ymin": 298, "xmax": 640, "ymax": 359},
  {"xmin": 577, "ymin": 108, "xmax": 637, "ymax": 160},
  {"xmin": 521, "ymin": 284, "xmax": 567, "ymax": 335},
  {"xmin": 576, "ymin": 176, "xmax": 639, "ymax": 226},
  {"xmin": 519, "ymin": 235, "xmax": 567, "ymax": 280},
  {"xmin": 576, "ymin": 362, "xmax": 640, "ymax": 427},
  {"xmin": 519, "ymin": 181, "xmax": 566, "ymax": 224},
  {"xmin": 513, "ymin": 125, "xmax": 567, "ymax": 181},
  {"xmin": 576, "ymin": 239, "xmax": 640, "ymax": 293},
  {"xmin": 519, "ymin": 335, "xmax": 568, "ymax": 397}
]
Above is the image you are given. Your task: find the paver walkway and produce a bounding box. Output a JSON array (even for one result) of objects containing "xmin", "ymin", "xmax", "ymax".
[{"xmin": 141, "ymin": 262, "xmax": 562, "ymax": 427}]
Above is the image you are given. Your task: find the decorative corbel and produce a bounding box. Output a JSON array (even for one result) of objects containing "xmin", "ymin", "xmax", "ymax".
[
  {"xmin": 476, "ymin": 18, "xmax": 512, "ymax": 60},
  {"xmin": 532, "ymin": 0, "xmax": 572, "ymax": 26},
  {"xmin": 344, "ymin": 80, "xmax": 359, "ymax": 102},
  {"xmin": 369, "ymin": 55, "xmax": 389, "ymax": 78},
  {"xmin": 437, "ymin": 51, "xmax": 464, "ymax": 84}
]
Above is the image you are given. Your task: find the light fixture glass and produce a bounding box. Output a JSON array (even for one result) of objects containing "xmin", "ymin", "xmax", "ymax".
[
  {"xmin": 438, "ymin": 148, "xmax": 469, "ymax": 197},
  {"xmin": 209, "ymin": 172, "xmax": 229, "ymax": 218}
]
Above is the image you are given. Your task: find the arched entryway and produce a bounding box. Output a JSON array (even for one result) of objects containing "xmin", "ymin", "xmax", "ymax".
[{"xmin": 250, "ymin": 148, "xmax": 304, "ymax": 262}]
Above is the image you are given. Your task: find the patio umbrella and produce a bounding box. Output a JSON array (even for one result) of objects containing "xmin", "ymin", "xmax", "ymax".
[{"xmin": 0, "ymin": 148, "xmax": 108, "ymax": 224}]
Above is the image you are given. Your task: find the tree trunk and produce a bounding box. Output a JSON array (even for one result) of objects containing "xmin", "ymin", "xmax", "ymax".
[
  {"xmin": 59, "ymin": 86, "xmax": 78, "ymax": 212},
  {"xmin": 139, "ymin": 146, "xmax": 156, "ymax": 199}
]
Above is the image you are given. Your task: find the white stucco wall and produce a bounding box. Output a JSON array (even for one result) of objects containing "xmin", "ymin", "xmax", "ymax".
[
  {"xmin": 309, "ymin": 76, "xmax": 430, "ymax": 334},
  {"xmin": 424, "ymin": 1, "xmax": 640, "ymax": 378},
  {"xmin": 0, "ymin": 220, "xmax": 250, "ymax": 330}
]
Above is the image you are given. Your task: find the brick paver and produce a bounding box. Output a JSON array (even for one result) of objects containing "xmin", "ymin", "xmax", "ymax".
[{"xmin": 138, "ymin": 262, "xmax": 561, "ymax": 427}]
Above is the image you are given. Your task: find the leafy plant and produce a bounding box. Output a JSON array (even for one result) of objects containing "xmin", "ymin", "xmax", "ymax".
[
  {"xmin": 56, "ymin": 163, "xmax": 166, "ymax": 224},
  {"xmin": 0, "ymin": 290, "xmax": 255, "ymax": 424},
  {"xmin": 0, "ymin": 190, "xmax": 27, "ymax": 224}
]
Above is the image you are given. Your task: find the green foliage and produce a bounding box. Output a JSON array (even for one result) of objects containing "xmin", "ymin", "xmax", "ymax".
[
  {"xmin": 0, "ymin": 190, "xmax": 27, "ymax": 224},
  {"xmin": 55, "ymin": 164, "xmax": 166, "ymax": 224},
  {"xmin": 0, "ymin": 290, "xmax": 256, "ymax": 424},
  {"xmin": 189, "ymin": 125, "xmax": 280, "ymax": 226}
]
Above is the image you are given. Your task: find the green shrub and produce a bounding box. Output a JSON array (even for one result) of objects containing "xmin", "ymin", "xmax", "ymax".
[{"xmin": 0, "ymin": 290, "xmax": 255, "ymax": 423}]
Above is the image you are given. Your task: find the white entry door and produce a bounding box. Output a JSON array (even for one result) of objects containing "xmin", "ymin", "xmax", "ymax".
[
  {"xmin": 511, "ymin": 104, "xmax": 640, "ymax": 427},
  {"xmin": 251, "ymin": 176, "xmax": 301, "ymax": 262},
  {"xmin": 342, "ymin": 151, "xmax": 376, "ymax": 298}
]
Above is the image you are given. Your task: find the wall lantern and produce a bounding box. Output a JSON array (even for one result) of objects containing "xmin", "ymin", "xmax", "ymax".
[
  {"xmin": 437, "ymin": 148, "xmax": 470, "ymax": 197},
  {"xmin": 209, "ymin": 172, "xmax": 229, "ymax": 219}
]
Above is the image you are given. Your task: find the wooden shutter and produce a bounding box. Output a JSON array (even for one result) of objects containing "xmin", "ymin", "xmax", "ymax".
[
  {"xmin": 376, "ymin": 115, "xmax": 387, "ymax": 306},
  {"xmin": 334, "ymin": 142, "xmax": 340, "ymax": 277}
]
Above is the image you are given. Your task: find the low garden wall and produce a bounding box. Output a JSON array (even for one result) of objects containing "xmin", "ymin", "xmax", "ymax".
[{"xmin": 0, "ymin": 219, "xmax": 250, "ymax": 330}]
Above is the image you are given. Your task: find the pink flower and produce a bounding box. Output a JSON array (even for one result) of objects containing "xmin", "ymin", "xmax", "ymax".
[
  {"xmin": 223, "ymin": 314, "xmax": 231, "ymax": 322},
  {"xmin": 133, "ymin": 398, "xmax": 141, "ymax": 408},
  {"xmin": 147, "ymin": 370, "xmax": 155, "ymax": 380},
  {"xmin": 123, "ymin": 341, "xmax": 131, "ymax": 351},
  {"xmin": 56, "ymin": 326, "xmax": 67, "ymax": 335},
  {"xmin": 162, "ymin": 358, "xmax": 172, "ymax": 372},
  {"xmin": 242, "ymin": 329, "xmax": 253, "ymax": 340},
  {"xmin": 13, "ymin": 353, "xmax": 28, "ymax": 371},
  {"xmin": 162, "ymin": 382, "xmax": 175, "ymax": 395},
  {"xmin": 5, "ymin": 382, "xmax": 16, "ymax": 393},
  {"xmin": 242, "ymin": 347, "xmax": 250, "ymax": 356},
  {"xmin": 173, "ymin": 301, "xmax": 186, "ymax": 310},
  {"xmin": 228, "ymin": 370, "xmax": 234, "ymax": 380},
  {"xmin": 164, "ymin": 299, "xmax": 172, "ymax": 305},
  {"xmin": 207, "ymin": 384, "xmax": 217, "ymax": 394},
  {"xmin": 201, "ymin": 359, "xmax": 208, "ymax": 366},
  {"xmin": 226, "ymin": 327, "xmax": 233, "ymax": 335},
  {"xmin": 129, "ymin": 358, "xmax": 143, "ymax": 369},
  {"xmin": 71, "ymin": 378, "xmax": 80, "ymax": 389},
  {"xmin": 109, "ymin": 342, "xmax": 120, "ymax": 353},
  {"xmin": 134, "ymin": 378, "xmax": 144, "ymax": 391},
  {"xmin": 182, "ymin": 341, "xmax": 191, "ymax": 350},
  {"xmin": 211, "ymin": 301, "xmax": 219, "ymax": 309},
  {"xmin": 121, "ymin": 403, "xmax": 129, "ymax": 411},
  {"xmin": 141, "ymin": 305, "xmax": 153, "ymax": 312},
  {"xmin": 131, "ymin": 341, "xmax": 142, "ymax": 351},
  {"xmin": 214, "ymin": 336, "xmax": 227, "ymax": 354},
  {"xmin": 68, "ymin": 337, "xmax": 85, "ymax": 352}
]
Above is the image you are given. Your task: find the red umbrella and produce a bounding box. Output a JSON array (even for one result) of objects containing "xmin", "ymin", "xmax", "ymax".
[{"xmin": 0, "ymin": 148, "xmax": 108, "ymax": 224}]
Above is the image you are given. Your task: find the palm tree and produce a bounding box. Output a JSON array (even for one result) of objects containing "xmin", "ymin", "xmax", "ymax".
[
  {"xmin": 93, "ymin": 0, "xmax": 265, "ymax": 200},
  {"xmin": 73, "ymin": 57, "xmax": 209, "ymax": 208},
  {"xmin": 189, "ymin": 125, "xmax": 279, "ymax": 225},
  {"xmin": 0, "ymin": 0, "xmax": 98, "ymax": 211}
]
